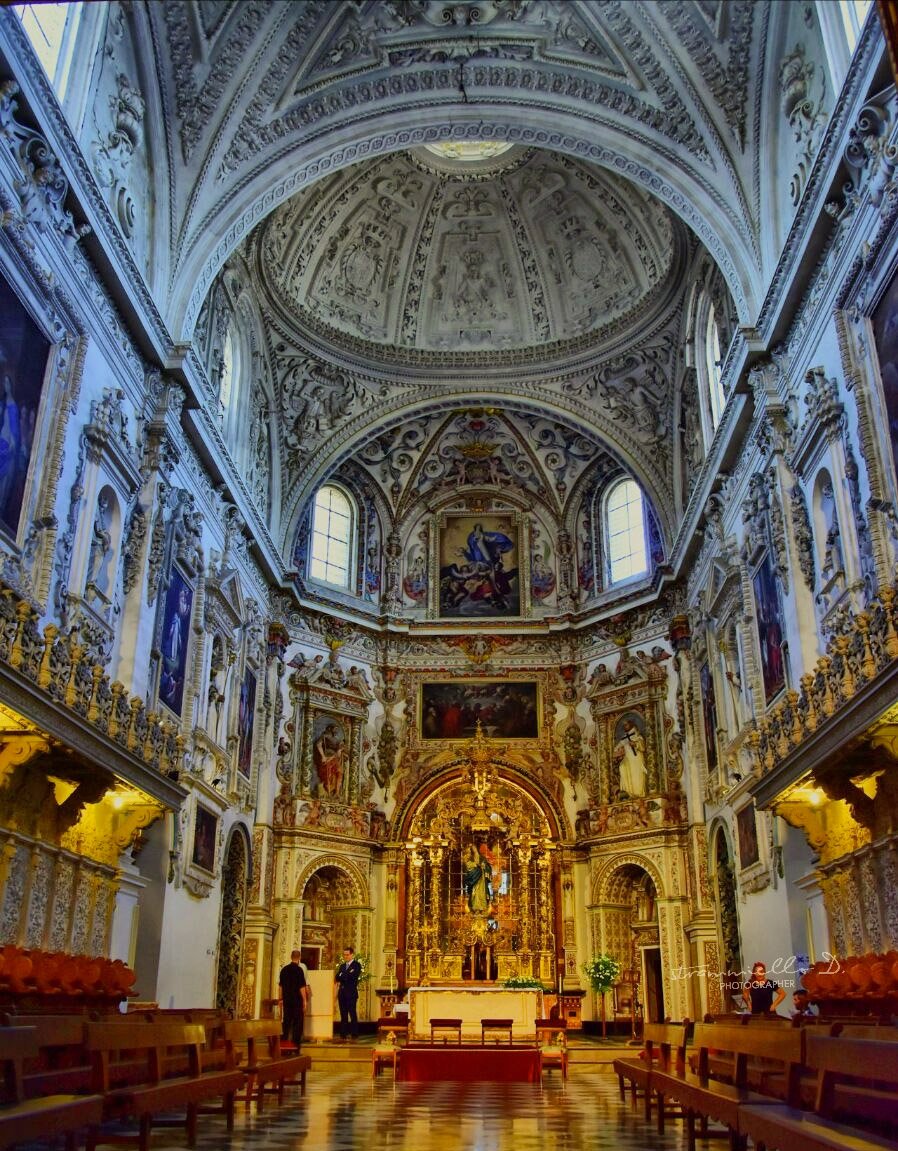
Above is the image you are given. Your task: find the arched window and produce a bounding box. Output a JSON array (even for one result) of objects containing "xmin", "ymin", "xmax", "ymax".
[
  {"xmin": 309, "ymin": 486, "xmax": 354, "ymax": 589},
  {"xmin": 219, "ymin": 327, "xmax": 236, "ymax": 415},
  {"xmin": 705, "ymin": 305, "xmax": 726, "ymax": 430},
  {"xmin": 816, "ymin": 0, "xmax": 872, "ymax": 90},
  {"xmin": 605, "ymin": 479, "xmax": 648, "ymax": 585},
  {"xmin": 14, "ymin": 2, "xmax": 83, "ymax": 98}
]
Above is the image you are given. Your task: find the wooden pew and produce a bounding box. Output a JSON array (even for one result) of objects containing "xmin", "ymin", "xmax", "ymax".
[
  {"xmin": 0, "ymin": 1026, "xmax": 103, "ymax": 1151},
  {"xmin": 650, "ymin": 1021, "xmax": 805, "ymax": 1150},
  {"xmin": 84, "ymin": 1022, "xmax": 244, "ymax": 1151},
  {"xmin": 222, "ymin": 1019, "xmax": 310, "ymax": 1112},
  {"xmin": 738, "ymin": 1033, "xmax": 898, "ymax": 1151},
  {"xmin": 0, "ymin": 1015, "xmax": 160, "ymax": 1097},
  {"xmin": 612, "ymin": 1021, "xmax": 689, "ymax": 1121}
]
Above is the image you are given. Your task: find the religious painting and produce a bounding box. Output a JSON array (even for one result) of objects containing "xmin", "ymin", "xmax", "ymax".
[
  {"xmin": 611, "ymin": 711, "xmax": 648, "ymax": 798},
  {"xmin": 420, "ymin": 680, "xmax": 539, "ymax": 740},
  {"xmin": 158, "ymin": 567, "xmax": 194, "ymax": 717},
  {"xmin": 872, "ymin": 264, "xmax": 898, "ymax": 487},
  {"xmin": 438, "ymin": 514, "xmax": 520, "ymax": 618},
  {"xmin": 310, "ymin": 712, "xmax": 348, "ymax": 798},
  {"xmin": 236, "ymin": 667, "xmax": 256, "ymax": 778},
  {"xmin": 192, "ymin": 805, "xmax": 218, "ymax": 873},
  {"xmin": 403, "ymin": 545, "xmax": 428, "ymax": 604},
  {"xmin": 0, "ymin": 271, "xmax": 51, "ymax": 540},
  {"xmin": 530, "ymin": 531, "xmax": 556, "ymax": 603},
  {"xmin": 752, "ymin": 552, "xmax": 786, "ymax": 702},
  {"xmin": 736, "ymin": 803, "xmax": 759, "ymax": 869},
  {"xmin": 699, "ymin": 661, "xmax": 718, "ymax": 773}
]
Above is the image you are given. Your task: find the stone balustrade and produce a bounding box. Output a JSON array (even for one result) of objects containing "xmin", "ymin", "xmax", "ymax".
[
  {"xmin": 751, "ymin": 585, "xmax": 898, "ymax": 773},
  {"xmin": 0, "ymin": 582, "xmax": 183, "ymax": 779}
]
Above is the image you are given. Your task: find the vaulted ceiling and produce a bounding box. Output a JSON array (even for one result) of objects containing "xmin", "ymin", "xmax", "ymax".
[
  {"xmin": 127, "ymin": 0, "xmax": 808, "ymax": 596},
  {"xmin": 146, "ymin": 0, "xmax": 771, "ymax": 338}
]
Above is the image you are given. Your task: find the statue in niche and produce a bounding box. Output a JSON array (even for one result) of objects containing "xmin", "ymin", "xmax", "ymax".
[
  {"xmin": 633, "ymin": 877, "xmax": 656, "ymax": 923},
  {"xmin": 312, "ymin": 720, "xmax": 346, "ymax": 797},
  {"xmin": 612, "ymin": 716, "xmax": 647, "ymax": 798},
  {"xmin": 462, "ymin": 843, "xmax": 493, "ymax": 914},
  {"xmin": 86, "ymin": 493, "xmax": 112, "ymax": 597}
]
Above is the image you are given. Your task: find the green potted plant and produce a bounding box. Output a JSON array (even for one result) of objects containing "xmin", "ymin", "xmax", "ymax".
[{"xmin": 583, "ymin": 954, "xmax": 622, "ymax": 1037}]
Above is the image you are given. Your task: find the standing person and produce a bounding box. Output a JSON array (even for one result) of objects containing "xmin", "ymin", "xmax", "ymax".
[
  {"xmin": 335, "ymin": 946, "xmax": 362, "ymax": 1040},
  {"xmin": 742, "ymin": 961, "xmax": 786, "ymax": 1015},
  {"xmin": 279, "ymin": 950, "xmax": 309, "ymax": 1048}
]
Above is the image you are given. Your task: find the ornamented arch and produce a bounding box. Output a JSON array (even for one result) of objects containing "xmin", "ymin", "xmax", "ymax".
[
  {"xmin": 174, "ymin": 109, "xmax": 759, "ymax": 341},
  {"xmin": 391, "ymin": 759, "xmax": 571, "ymax": 845},
  {"xmin": 215, "ymin": 822, "xmax": 252, "ymax": 1015},
  {"xmin": 594, "ymin": 852, "xmax": 667, "ymax": 903},
  {"xmin": 293, "ymin": 853, "xmax": 369, "ymax": 906},
  {"xmin": 280, "ymin": 389, "xmax": 678, "ymax": 558}
]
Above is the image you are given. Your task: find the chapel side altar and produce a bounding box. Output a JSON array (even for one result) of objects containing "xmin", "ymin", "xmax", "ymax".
[{"xmin": 407, "ymin": 986, "xmax": 543, "ymax": 1042}]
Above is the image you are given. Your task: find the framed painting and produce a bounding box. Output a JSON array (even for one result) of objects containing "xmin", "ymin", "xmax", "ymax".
[
  {"xmin": 192, "ymin": 805, "xmax": 218, "ymax": 873},
  {"xmin": 420, "ymin": 680, "xmax": 539, "ymax": 740},
  {"xmin": 736, "ymin": 804, "xmax": 759, "ymax": 869},
  {"xmin": 0, "ymin": 270, "xmax": 52, "ymax": 540},
  {"xmin": 310, "ymin": 712, "xmax": 349, "ymax": 799},
  {"xmin": 158, "ymin": 567, "xmax": 194, "ymax": 717},
  {"xmin": 237, "ymin": 667, "xmax": 256, "ymax": 778},
  {"xmin": 872, "ymin": 264, "xmax": 898, "ymax": 487},
  {"xmin": 699, "ymin": 661, "xmax": 718, "ymax": 773},
  {"xmin": 752, "ymin": 552, "xmax": 786, "ymax": 703},
  {"xmin": 438, "ymin": 514, "xmax": 521, "ymax": 618}
]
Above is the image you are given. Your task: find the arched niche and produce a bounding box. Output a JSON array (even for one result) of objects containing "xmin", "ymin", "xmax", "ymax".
[
  {"xmin": 295, "ymin": 858, "xmax": 370, "ymax": 972},
  {"xmin": 710, "ymin": 820, "xmax": 742, "ymax": 992},
  {"xmin": 215, "ymin": 824, "xmax": 251, "ymax": 1016}
]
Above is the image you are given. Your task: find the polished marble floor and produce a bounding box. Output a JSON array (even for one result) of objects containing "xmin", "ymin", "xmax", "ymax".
[{"xmin": 96, "ymin": 1067, "xmax": 693, "ymax": 1151}]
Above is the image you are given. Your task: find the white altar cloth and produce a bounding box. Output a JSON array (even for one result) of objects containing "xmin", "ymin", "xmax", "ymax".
[{"xmin": 407, "ymin": 986, "xmax": 543, "ymax": 1042}]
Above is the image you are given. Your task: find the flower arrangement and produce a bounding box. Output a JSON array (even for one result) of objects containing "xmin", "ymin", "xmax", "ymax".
[
  {"xmin": 583, "ymin": 954, "xmax": 622, "ymax": 992},
  {"xmin": 502, "ymin": 976, "xmax": 546, "ymax": 990},
  {"xmin": 355, "ymin": 952, "xmax": 371, "ymax": 984}
]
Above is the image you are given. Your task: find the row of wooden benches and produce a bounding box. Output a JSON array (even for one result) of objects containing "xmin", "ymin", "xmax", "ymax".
[
  {"xmin": 0, "ymin": 1015, "xmax": 311, "ymax": 1151},
  {"xmin": 614, "ymin": 1020, "xmax": 898, "ymax": 1151}
]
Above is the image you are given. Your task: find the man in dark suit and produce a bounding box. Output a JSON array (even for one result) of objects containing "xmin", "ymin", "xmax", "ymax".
[{"xmin": 335, "ymin": 946, "xmax": 362, "ymax": 1040}]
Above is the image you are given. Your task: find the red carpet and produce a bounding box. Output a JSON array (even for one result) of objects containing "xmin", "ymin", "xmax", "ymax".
[{"xmin": 397, "ymin": 1045, "xmax": 541, "ymax": 1082}]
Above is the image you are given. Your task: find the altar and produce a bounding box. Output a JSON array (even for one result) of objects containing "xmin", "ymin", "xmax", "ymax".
[{"xmin": 407, "ymin": 986, "xmax": 543, "ymax": 1042}]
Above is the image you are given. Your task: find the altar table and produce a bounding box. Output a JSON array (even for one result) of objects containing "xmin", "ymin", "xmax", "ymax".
[
  {"xmin": 397, "ymin": 1045, "xmax": 541, "ymax": 1082},
  {"xmin": 407, "ymin": 986, "xmax": 543, "ymax": 1042}
]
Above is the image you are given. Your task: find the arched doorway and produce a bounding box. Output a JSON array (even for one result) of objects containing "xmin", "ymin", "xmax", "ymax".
[
  {"xmin": 300, "ymin": 864, "xmax": 364, "ymax": 971},
  {"xmin": 714, "ymin": 826, "xmax": 742, "ymax": 1006},
  {"xmin": 215, "ymin": 827, "xmax": 249, "ymax": 1015},
  {"xmin": 601, "ymin": 863, "xmax": 661, "ymax": 1022}
]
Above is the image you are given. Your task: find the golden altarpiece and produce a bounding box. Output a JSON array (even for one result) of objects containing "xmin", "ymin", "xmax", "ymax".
[{"xmin": 399, "ymin": 724, "xmax": 561, "ymax": 988}]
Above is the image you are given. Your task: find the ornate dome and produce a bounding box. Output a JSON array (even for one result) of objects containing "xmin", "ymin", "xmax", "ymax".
[{"xmin": 255, "ymin": 146, "xmax": 681, "ymax": 361}]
